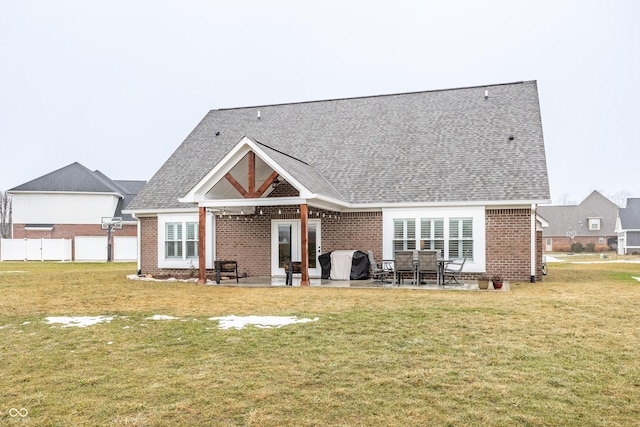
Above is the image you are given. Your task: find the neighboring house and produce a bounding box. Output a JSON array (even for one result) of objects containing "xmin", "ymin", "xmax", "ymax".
[
  {"xmin": 8, "ymin": 162, "xmax": 146, "ymax": 260},
  {"xmin": 615, "ymin": 198, "xmax": 640, "ymax": 255},
  {"xmin": 537, "ymin": 191, "xmax": 619, "ymax": 252},
  {"xmin": 125, "ymin": 81, "xmax": 550, "ymax": 283}
]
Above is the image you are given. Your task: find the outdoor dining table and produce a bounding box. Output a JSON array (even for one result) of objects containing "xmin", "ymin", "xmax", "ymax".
[
  {"xmin": 409, "ymin": 252, "xmax": 451, "ymax": 286},
  {"xmin": 436, "ymin": 258, "xmax": 451, "ymax": 286}
]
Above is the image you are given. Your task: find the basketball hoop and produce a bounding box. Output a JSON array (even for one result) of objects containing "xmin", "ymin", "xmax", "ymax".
[
  {"xmin": 102, "ymin": 217, "xmax": 122, "ymax": 262},
  {"xmin": 101, "ymin": 217, "xmax": 123, "ymax": 230}
]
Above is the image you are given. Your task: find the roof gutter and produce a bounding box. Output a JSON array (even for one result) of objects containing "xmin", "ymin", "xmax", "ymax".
[{"xmin": 125, "ymin": 197, "xmax": 552, "ymax": 216}]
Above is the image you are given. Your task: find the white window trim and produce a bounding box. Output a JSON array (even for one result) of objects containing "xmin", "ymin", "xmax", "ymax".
[
  {"xmin": 383, "ymin": 206, "xmax": 486, "ymax": 273},
  {"xmin": 157, "ymin": 213, "xmax": 214, "ymax": 269},
  {"xmin": 588, "ymin": 217, "xmax": 601, "ymax": 231}
]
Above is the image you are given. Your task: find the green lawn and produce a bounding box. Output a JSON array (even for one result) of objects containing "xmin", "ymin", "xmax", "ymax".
[{"xmin": 1, "ymin": 260, "xmax": 639, "ymax": 426}]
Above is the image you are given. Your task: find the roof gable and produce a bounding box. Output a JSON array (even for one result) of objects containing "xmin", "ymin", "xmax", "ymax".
[
  {"xmin": 618, "ymin": 198, "xmax": 640, "ymax": 229},
  {"xmin": 538, "ymin": 191, "xmax": 619, "ymax": 236},
  {"xmin": 180, "ymin": 137, "xmax": 344, "ymax": 207},
  {"xmin": 127, "ymin": 81, "xmax": 550, "ymax": 211}
]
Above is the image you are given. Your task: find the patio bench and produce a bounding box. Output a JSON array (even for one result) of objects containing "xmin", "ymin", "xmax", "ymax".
[{"xmin": 214, "ymin": 260, "xmax": 239, "ymax": 284}]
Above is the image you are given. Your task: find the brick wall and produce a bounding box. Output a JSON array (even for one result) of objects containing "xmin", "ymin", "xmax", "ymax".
[
  {"xmin": 13, "ymin": 223, "xmax": 137, "ymax": 239},
  {"xmin": 546, "ymin": 235, "xmax": 610, "ymax": 252},
  {"xmin": 140, "ymin": 207, "xmax": 540, "ymax": 282},
  {"xmin": 485, "ymin": 208, "xmax": 536, "ymax": 282},
  {"xmin": 140, "ymin": 208, "xmax": 382, "ymax": 278},
  {"xmin": 216, "ymin": 208, "xmax": 272, "ymax": 277},
  {"xmin": 215, "ymin": 208, "xmax": 382, "ymax": 277},
  {"xmin": 139, "ymin": 216, "xmax": 158, "ymax": 275},
  {"xmin": 321, "ymin": 212, "xmax": 383, "ymax": 259}
]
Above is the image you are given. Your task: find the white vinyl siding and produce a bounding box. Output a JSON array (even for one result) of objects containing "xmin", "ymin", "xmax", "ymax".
[{"xmin": 11, "ymin": 193, "xmax": 120, "ymax": 224}]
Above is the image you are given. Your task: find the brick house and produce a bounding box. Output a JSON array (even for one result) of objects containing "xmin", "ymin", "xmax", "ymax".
[
  {"xmin": 8, "ymin": 162, "xmax": 146, "ymax": 260},
  {"xmin": 125, "ymin": 81, "xmax": 550, "ymax": 283},
  {"xmin": 537, "ymin": 191, "xmax": 618, "ymax": 252}
]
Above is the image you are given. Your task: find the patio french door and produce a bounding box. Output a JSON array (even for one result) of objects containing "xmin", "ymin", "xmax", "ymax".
[{"xmin": 271, "ymin": 219, "xmax": 321, "ymax": 277}]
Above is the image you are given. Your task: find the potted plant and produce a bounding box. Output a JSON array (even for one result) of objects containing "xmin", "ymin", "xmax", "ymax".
[
  {"xmin": 477, "ymin": 275, "xmax": 490, "ymax": 290},
  {"xmin": 491, "ymin": 275, "xmax": 503, "ymax": 290}
]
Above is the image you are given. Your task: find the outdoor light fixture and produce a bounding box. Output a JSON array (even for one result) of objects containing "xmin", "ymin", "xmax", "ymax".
[{"xmin": 272, "ymin": 178, "xmax": 280, "ymax": 189}]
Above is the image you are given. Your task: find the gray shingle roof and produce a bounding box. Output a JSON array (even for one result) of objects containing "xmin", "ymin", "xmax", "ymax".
[
  {"xmin": 11, "ymin": 162, "xmax": 123, "ymax": 194},
  {"xmin": 537, "ymin": 191, "xmax": 619, "ymax": 236},
  {"xmin": 10, "ymin": 162, "xmax": 146, "ymax": 221},
  {"xmin": 127, "ymin": 81, "xmax": 550, "ymax": 211},
  {"xmin": 619, "ymin": 198, "xmax": 640, "ymax": 230}
]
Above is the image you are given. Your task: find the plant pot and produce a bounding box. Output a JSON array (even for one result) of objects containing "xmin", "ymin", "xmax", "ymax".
[
  {"xmin": 478, "ymin": 280, "xmax": 489, "ymax": 290},
  {"xmin": 492, "ymin": 280, "xmax": 503, "ymax": 290}
]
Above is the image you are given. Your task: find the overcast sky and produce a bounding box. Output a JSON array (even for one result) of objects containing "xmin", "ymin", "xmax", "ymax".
[{"xmin": 1, "ymin": 0, "xmax": 638, "ymax": 206}]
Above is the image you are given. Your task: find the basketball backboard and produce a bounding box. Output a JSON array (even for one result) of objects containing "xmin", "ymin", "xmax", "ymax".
[{"xmin": 101, "ymin": 217, "xmax": 123, "ymax": 229}]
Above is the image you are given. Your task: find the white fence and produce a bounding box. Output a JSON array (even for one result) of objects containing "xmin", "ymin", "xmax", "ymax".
[
  {"xmin": 0, "ymin": 237, "xmax": 137, "ymax": 262},
  {"xmin": 0, "ymin": 238, "xmax": 72, "ymax": 261}
]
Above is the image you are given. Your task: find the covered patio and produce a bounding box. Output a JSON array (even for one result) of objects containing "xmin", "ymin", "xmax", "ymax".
[{"xmin": 199, "ymin": 276, "xmax": 509, "ymax": 291}]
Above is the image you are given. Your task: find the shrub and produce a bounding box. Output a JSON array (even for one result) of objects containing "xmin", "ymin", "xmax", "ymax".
[
  {"xmin": 555, "ymin": 244, "xmax": 571, "ymax": 252},
  {"xmin": 594, "ymin": 245, "xmax": 609, "ymax": 252},
  {"xmin": 571, "ymin": 242, "xmax": 584, "ymax": 253},
  {"xmin": 586, "ymin": 243, "xmax": 595, "ymax": 252}
]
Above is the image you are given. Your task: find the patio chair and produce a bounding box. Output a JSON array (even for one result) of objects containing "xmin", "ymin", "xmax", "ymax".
[
  {"xmin": 367, "ymin": 251, "xmax": 393, "ymax": 283},
  {"xmin": 417, "ymin": 250, "xmax": 439, "ymax": 285},
  {"xmin": 394, "ymin": 251, "xmax": 415, "ymax": 285},
  {"xmin": 443, "ymin": 257, "xmax": 467, "ymax": 285}
]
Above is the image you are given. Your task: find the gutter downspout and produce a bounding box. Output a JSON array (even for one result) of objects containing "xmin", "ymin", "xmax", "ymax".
[
  {"xmin": 530, "ymin": 204, "xmax": 536, "ymax": 282},
  {"xmin": 132, "ymin": 213, "xmax": 141, "ymax": 274}
]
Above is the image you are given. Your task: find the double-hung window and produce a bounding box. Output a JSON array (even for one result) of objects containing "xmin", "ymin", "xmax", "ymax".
[
  {"xmin": 165, "ymin": 221, "xmax": 198, "ymax": 259},
  {"xmin": 420, "ymin": 218, "xmax": 444, "ymax": 253},
  {"xmin": 449, "ymin": 218, "xmax": 473, "ymax": 260},
  {"xmin": 393, "ymin": 219, "xmax": 416, "ymax": 252},
  {"xmin": 186, "ymin": 222, "xmax": 198, "ymax": 258},
  {"xmin": 165, "ymin": 222, "xmax": 182, "ymax": 258}
]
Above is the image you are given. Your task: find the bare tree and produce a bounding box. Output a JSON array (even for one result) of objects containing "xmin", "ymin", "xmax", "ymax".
[
  {"xmin": 0, "ymin": 191, "xmax": 12, "ymax": 238},
  {"xmin": 608, "ymin": 190, "xmax": 632, "ymax": 208}
]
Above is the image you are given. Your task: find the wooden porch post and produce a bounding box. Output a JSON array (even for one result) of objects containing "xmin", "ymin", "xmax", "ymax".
[
  {"xmin": 300, "ymin": 203, "xmax": 310, "ymax": 286},
  {"xmin": 198, "ymin": 206, "xmax": 207, "ymax": 284}
]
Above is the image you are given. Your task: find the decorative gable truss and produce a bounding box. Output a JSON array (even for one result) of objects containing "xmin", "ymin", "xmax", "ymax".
[{"xmin": 179, "ymin": 136, "xmax": 336, "ymax": 285}]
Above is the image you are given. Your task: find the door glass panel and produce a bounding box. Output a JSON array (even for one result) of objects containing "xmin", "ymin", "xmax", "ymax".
[
  {"xmin": 278, "ymin": 224, "xmax": 292, "ymax": 268},
  {"xmin": 308, "ymin": 223, "xmax": 317, "ymax": 268}
]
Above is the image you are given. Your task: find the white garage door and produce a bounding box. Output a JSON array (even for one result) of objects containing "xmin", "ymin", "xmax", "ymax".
[
  {"xmin": 114, "ymin": 236, "xmax": 137, "ymax": 261},
  {"xmin": 75, "ymin": 236, "xmax": 108, "ymax": 261}
]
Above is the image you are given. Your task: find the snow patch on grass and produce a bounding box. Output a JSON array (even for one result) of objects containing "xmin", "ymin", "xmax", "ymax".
[
  {"xmin": 145, "ymin": 314, "xmax": 180, "ymax": 320},
  {"xmin": 45, "ymin": 316, "xmax": 114, "ymax": 328},
  {"xmin": 209, "ymin": 315, "xmax": 319, "ymax": 330}
]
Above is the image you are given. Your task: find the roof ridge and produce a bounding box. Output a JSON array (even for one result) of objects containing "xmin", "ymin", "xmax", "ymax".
[
  {"xmin": 253, "ymin": 139, "xmax": 310, "ymax": 166},
  {"xmin": 214, "ymin": 81, "xmax": 532, "ymax": 112},
  {"xmin": 93, "ymin": 169, "xmax": 127, "ymax": 195},
  {"xmin": 252, "ymin": 138, "xmax": 346, "ymax": 201}
]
